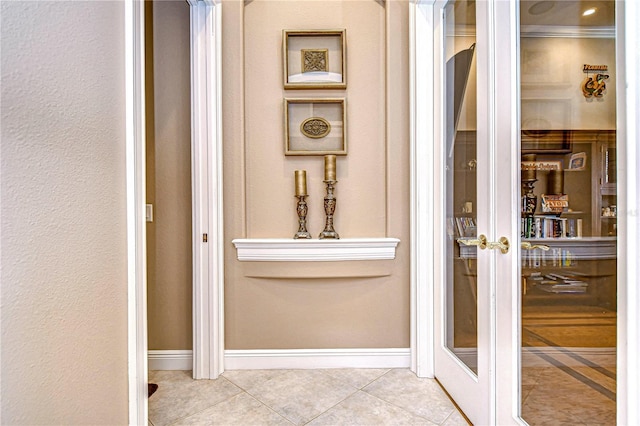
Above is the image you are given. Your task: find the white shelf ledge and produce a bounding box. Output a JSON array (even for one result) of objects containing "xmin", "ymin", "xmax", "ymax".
[{"xmin": 232, "ymin": 238, "xmax": 400, "ymax": 262}]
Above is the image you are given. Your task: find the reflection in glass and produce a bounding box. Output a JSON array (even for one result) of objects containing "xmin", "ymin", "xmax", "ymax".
[
  {"xmin": 519, "ymin": 1, "xmax": 617, "ymax": 423},
  {"xmin": 444, "ymin": 0, "xmax": 478, "ymax": 374}
]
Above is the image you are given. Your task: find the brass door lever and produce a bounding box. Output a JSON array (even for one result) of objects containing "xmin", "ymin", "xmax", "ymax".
[
  {"xmin": 521, "ymin": 241, "xmax": 550, "ymax": 251},
  {"xmin": 457, "ymin": 234, "xmax": 510, "ymax": 254}
]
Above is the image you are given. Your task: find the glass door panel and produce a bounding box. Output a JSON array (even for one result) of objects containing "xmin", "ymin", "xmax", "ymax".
[
  {"xmin": 444, "ymin": 0, "xmax": 478, "ymax": 374},
  {"xmin": 519, "ymin": 2, "xmax": 617, "ymax": 424}
]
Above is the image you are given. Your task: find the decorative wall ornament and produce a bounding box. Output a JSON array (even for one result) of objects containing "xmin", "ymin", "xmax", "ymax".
[
  {"xmin": 300, "ymin": 117, "xmax": 331, "ymax": 139},
  {"xmin": 283, "ymin": 29, "xmax": 346, "ymax": 89},
  {"xmin": 284, "ymin": 98, "xmax": 347, "ymax": 156},
  {"xmin": 302, "ymin": 49, "xmax": 329, "ymax": 73},
  {"xmin": 582, "ymin": 64, "xmax": 609, "ymax": 98}
]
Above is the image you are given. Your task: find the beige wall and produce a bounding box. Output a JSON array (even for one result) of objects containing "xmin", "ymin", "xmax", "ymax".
[
  {"xmin": 145, "ymin": 0, "xmax": 411, "ymax": 351},
  {"xmin": 1, "ymin": 2, "xmax": 128, "ymax": 423},
  {"xmin": 146, "ymin": 1, "xmax": 193, "ymax": 350},
  {"xmin": 223, "ymin": 0, "xmax": 411, "ymax": 349}
]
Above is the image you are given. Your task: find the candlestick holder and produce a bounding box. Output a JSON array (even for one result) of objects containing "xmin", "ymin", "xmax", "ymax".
[
  {"xmin": 294, "ymin": 195, "xmax": 312, "ymax": 239},
  {"xmin": 320, "ymin": 180, "xmax": 339, "ymax": 239}
]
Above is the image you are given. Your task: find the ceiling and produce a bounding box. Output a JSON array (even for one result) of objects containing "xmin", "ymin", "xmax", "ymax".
[
  {"xmin": 452, "ymin": 1, "xmax": 615, "ymax": 27},
  {"xmin": 521, "ymin": 1, "xmax": 615, "ymax": 27}
]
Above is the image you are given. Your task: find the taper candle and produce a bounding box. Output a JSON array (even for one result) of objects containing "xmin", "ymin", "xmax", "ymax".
[
  {"xmin": 295, "ymin": 170, "xmax": 307, "ymax": 196},
  {"xmin": 324, "ymin": 155, "xmax": 336, "ymax": 181}
]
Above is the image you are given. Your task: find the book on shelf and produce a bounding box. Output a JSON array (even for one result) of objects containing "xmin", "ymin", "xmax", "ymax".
[
  {"xmin": 541, "ymin": 194, "xmax": 569, "ymax": 213},
  {"xmin": 455, "ymin": 217, "xmax": 477, "ymax": 238},
  {"xmin": 521, "ymin": 215, "xmax": 582, "ymax": 238},
  {"xmin": 522, "ymin": 247, "xmax": 577, "ymax": 268},
  {"xmin": 537, "ymin": 283, "xmax": 588, "ymax": 294},
  {"xmin": 527, "ymin": 272, "xmax": 588, "ymax": 294}
]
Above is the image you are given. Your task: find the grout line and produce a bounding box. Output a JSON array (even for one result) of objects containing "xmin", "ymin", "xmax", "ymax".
[
  {"xmin": 357, "ymin": 388, "xmax": 439, "ymax": 424},
  {"xmin": 302, "ymin": 388, "xmax": 360, "ymax": 425},
  {"xmin": 433, "ymin": 378, "xmax": 472, "ymax": 425},
  {"xmin": 158, "ymin": 376, "xmax": 243, "ymax": 426},
  {"xmin": 241, "ymin": 391, "xmax": 296, "ymax": 425}
]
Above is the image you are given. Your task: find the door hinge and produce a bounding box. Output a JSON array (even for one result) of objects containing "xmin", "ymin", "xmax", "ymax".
[{"xmin": 203, "ymin": 233, "xmax": 208, "ymax": 243}]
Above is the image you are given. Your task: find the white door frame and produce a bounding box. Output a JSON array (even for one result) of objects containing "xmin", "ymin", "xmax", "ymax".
[
  {"xmin": 409, "ymin": 0, "xmax": 438, "ymax": 378},
  {"xmin": 188, "ymin": 0, "xmax": 225, "ymax": 380},
  {"xmin": 617, "ymin": 2, "xmax": 640, "ymax": 424},
  {"xmin": 126, "ymin": 0, "xmax": 148, "ymax": 424},
  {"xmin": 125, "ymin": 0, "xmax": 225, "ymax": 421},
  {"xmin": 409, "ymin": 0, "xmax": 640, "ymax": 424}
]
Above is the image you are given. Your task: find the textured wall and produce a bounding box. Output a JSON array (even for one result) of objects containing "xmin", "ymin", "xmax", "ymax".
[
  {"xmin": 223, "ymin": 0, "xmax": 411, "ymax": 349},
  {"xmin": 1, "ymin": 2, "xmax": 129, "ymax": 423},
  {"xmin": 146, "ymin": 1, "xmax": 193, "ymax": 351}
]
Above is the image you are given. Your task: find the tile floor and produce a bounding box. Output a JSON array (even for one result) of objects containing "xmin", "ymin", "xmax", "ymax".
[
  {"xmin": 148, "ymin": 368, "xmax": 469, "ymax": 426},
  {"xmin": 521, "ymin": 365, "xmax": 616, "ymax": 426}
]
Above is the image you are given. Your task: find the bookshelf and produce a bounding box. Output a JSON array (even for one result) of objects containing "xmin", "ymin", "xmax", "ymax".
[{"xmin": 518, "ymin": 130, "xmax": 617, "ymax": 310}]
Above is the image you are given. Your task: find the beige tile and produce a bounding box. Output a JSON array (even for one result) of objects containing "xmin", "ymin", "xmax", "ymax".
[
  {"xmin": 442, "ymin": 409, "xmax": 470, "ymax": 426},
  {"xmin": 148, "ymin": 371, "xmax": 242, "ymax": 426},
  {"xmin": 149, "ymin": 369, "xmax": 193, "ymax": 385},
  {"xmin": 172, "ymin": 392, "xmax": 293, "ymax": 426},
  {"xmin": 322, "ymin": 368, "xmax": 390, "ymax": 389},
  {"xmin": 307, "ymin": 391, "xmax": 436, "ymax": 425},
  {"xmin": 363, "ymin": 369, "xmax": 456, "ymax": 424},
  {"xmin": 222, "ymin": 369, "xmax": 289, "ymax": 391},
  {"xmin": 245, "ymin": 369, "xmax": 358, "ymax": 425}
]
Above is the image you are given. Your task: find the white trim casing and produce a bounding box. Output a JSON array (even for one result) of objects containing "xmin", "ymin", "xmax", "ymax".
[
  {"xmin": 148, "ymin": 350, "xmax": 194, "ymax": 371},
  {"xmin": 619, "ymin": 1, "xmax": 640, "ymax": 424},
  {"xmin": 232, "ymin": 238, "xmax": 400, "ymax": 261},
  {"xmin": 189, "ymin": 0, "xmax": 225, "ymax": 380},
  {"xmin": 125, "ymin": 0, "xmax": 147, "ymax": 424},
  {"xmin": 409, "ymin": 0, "xmax": 437, "ymax": 379},
  {"xmin": 224, "ymin": 348, "xmax": 411, "ymax": 370}
]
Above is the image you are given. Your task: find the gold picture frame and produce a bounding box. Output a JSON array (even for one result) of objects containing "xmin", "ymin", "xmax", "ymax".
[
  {"xmin": 283, "ymin": 29, "xmax": 346, "ymax": 90},
  {"xmin": 284, "ymin": 98, "xmax": 347, "ymax": 156}
]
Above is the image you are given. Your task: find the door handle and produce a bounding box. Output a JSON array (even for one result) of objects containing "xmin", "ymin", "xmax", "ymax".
[
  {"xmin": 521, "ymin": 241, "xmax": 550, "ymax": 251},
  {"xmin": 457, "ymin": 234, "xmax": 488, "ymax": 250},
  {"xmin": 457, "ymin": 234, "xmax": 510, "ymax": 254},
  {"xmin": 486, "ymin": 236, "xmax": 510, "ymax": 254}
]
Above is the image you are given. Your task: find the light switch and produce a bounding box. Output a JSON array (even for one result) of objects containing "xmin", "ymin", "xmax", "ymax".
[{"xmin": 146, "ymin": 204, "xmax": 153, "ymax": 222}]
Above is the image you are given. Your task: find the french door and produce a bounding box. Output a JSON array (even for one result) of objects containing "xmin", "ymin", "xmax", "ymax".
[
  {"xmin": 429, "ymin": 1, "xmax": 625, "ymax": 424},
  {"xmin": 432, "ymin": 1, "xmax": 517, "ymax": 423}
]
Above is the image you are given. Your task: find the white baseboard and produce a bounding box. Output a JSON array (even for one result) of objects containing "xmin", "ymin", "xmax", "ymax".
[
  {"xmin": 224, "ymin": 348, "xmax": 411, "ymax": 370},
  {"xmin": 148, "ymin": 350, "xmax": 193, "ymax": 370}
]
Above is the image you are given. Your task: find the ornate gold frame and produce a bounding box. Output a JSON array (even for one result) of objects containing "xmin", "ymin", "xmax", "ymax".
[
  {"xmin": 284, "ymin": 98, "xmax": 347, "ymax": 156},
  {"xmin": 283, "ymin": 29, "xmax": 346, "ymax": 90}
]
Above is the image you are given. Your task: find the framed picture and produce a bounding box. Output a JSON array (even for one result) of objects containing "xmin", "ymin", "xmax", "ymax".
[
  {"xmin": 283, "ymin": 29, "xmax": 346, "ymax": 90},
  {"xmin": 284, "ymin": 98, "xmax": 346, "ymax": 156},
  {"xmin": 569, "ymin": 152, "xmax": 587, "ymax": 170}
]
